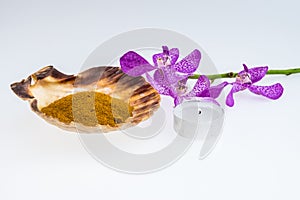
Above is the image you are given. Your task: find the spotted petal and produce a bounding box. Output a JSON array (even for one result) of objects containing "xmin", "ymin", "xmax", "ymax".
[
  {"xmin": 120, "ymin": 51, "xmax": 156, "ymax": 76},
  {"xmin": 156, "ymin": 67, "xmax": 190, "ymax": 85},
  {"xmin": 153, "ymin": 48, "xmax": 179, "ymax": 66},
  {"xmin": 173, "ymin": 49, "xmax": 201, "ymax": 74},
  {"xmin": 239, "ymin": 66, "xmax": 268, "ymax": 83},
  {"xmin": 188, "ymin": 75, "xmax": 210, "ymax": 97},
  {"xmin": 248, "ymin": 83, "xmax": 284, "ymax": 100},
  {"xmin": 153, "ymin": 69, "xmax": 164, "ymax": 84},
  {"xmin": 206, "ymin": 81, "xmax": 229, "ymax": 98},
  {"xmin": 226, "ymin": 83, "xmax": 246, "ymax": 107},
  {"xmin": 145, "ymin": 73, "xmax": 171, "ymax": 96}
]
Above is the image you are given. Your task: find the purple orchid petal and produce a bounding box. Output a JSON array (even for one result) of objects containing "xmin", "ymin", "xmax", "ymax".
[
  {"xmin": 169, "ymin": 48, "xmax": 180, "ymax": 64},
  {"xmin": 226, "ymin": 83, "xmax": 246, "ymax": 107},
  {"xmin": 120, "ymin": 51, "xmax": 156, "ymax": 76},
  {"xmin": 153, "ymin": 68, "xmax": 189, "ymax": 98},
  {"xmin": 145, "ymin": 73, "xmax": 171, "ymax": 96},
  {"xmin": 162, "ymin": 46, "xmax": 169, "ymax": 55},
  {"xmin": 174, "ymin": 96, "xmax": 183, "ymax": 107},
  {"xmin": 153, "ymin": 48, "xmax": 179, "ymax": 66},
  {"xmin": 153, "ymin": 69, "xmax": 164, "ymax": 83},
  {"xmin": 160, "ymin": 67, "xmax": 190, "ymax": 85},
  {"xmin": 239, "ymin": 66, "xmax": 268, "ymax": 83},
  {"xmin": 206, "ymin": 81, "xmax": 229, "ymax": 98},
  {"xmin": 173, "ymin": 49, "xmax": 201, "ymax": 74},
  {"xmin": 167, "ymin": 72, "xmax": 190, "ymax": 85},
  {"xmin": 188, "ymin": 75, "xmax": 210, "ymax": 97},
  {"xmin": 168, "ymin": 86, "xmax": 178, "ymax": 99},
  {"xmin": 243, "ymin": 64, "xmax": 249, "ymax": 72},
  {"xmin": 248, "ymin": 83, "xmax": 284, "ymax": 100}
]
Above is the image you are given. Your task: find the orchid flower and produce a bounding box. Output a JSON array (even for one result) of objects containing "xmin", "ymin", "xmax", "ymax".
[
  {"xmin": 213, "ymin": 64, "xmax": 284, "ymax": 107},
  {"xmin": 172, "ymin": 75, "xmax": 220, "ymax": 106},
  {"xmin": 120, "ymin": 46, "xmax": 207, "ymax": 106},
  {"xmin": 120, "ymin": 46, "xmax": 201, "ymax": 87}
]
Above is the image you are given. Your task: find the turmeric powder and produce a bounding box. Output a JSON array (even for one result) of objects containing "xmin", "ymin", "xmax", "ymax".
[{"xmin": 41, "ymin": 91, "xmax": 133, "ymax": 127}]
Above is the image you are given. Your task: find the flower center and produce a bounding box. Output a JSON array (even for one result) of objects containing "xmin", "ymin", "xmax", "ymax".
[
  {"xmin": 175, "ymin": 81, "xmax": 188, "ymax": 95},
  {"xmin": 236, "ymin": 72, "xmax": 252, "ymax": 85},
  {"xmin": 157, "ymin": 56, "xmax": 171, "ymax": 67}
]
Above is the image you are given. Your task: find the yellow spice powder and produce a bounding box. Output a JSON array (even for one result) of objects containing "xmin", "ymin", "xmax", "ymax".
[{"xmin": 41, "ymin": 91, "xmax": 133, "ymax": 127}]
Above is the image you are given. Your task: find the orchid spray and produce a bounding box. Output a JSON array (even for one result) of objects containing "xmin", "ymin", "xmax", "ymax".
[{"xmin": 120, "ymin": 46, "xmax": 299, "ymax": 107}]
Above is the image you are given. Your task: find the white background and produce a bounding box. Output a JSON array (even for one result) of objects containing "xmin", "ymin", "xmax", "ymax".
[{"xmin": 1, "ymin": 0, "xmax": 300, "ymax": 199}]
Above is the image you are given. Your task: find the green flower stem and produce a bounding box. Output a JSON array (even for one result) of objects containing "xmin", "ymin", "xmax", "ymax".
[{"xmin": 189, "ymin": 68, "xmax": 300, "ymax": 80}]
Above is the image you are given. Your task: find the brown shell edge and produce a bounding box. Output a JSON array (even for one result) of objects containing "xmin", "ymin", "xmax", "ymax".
[{"xmin": 10, "ymin": 66, "xmax": 75, "ymax": 100}]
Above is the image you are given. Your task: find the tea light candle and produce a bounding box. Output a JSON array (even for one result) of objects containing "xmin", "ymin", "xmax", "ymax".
[{"xmin": 173, "ymin": 98, "xmax": 225, "ymax": 158}]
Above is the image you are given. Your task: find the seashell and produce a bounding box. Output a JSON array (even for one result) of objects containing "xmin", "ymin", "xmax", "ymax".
[{"xmin": 11, "ymin": 66, "xmax": 161, "ymax": 133}]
